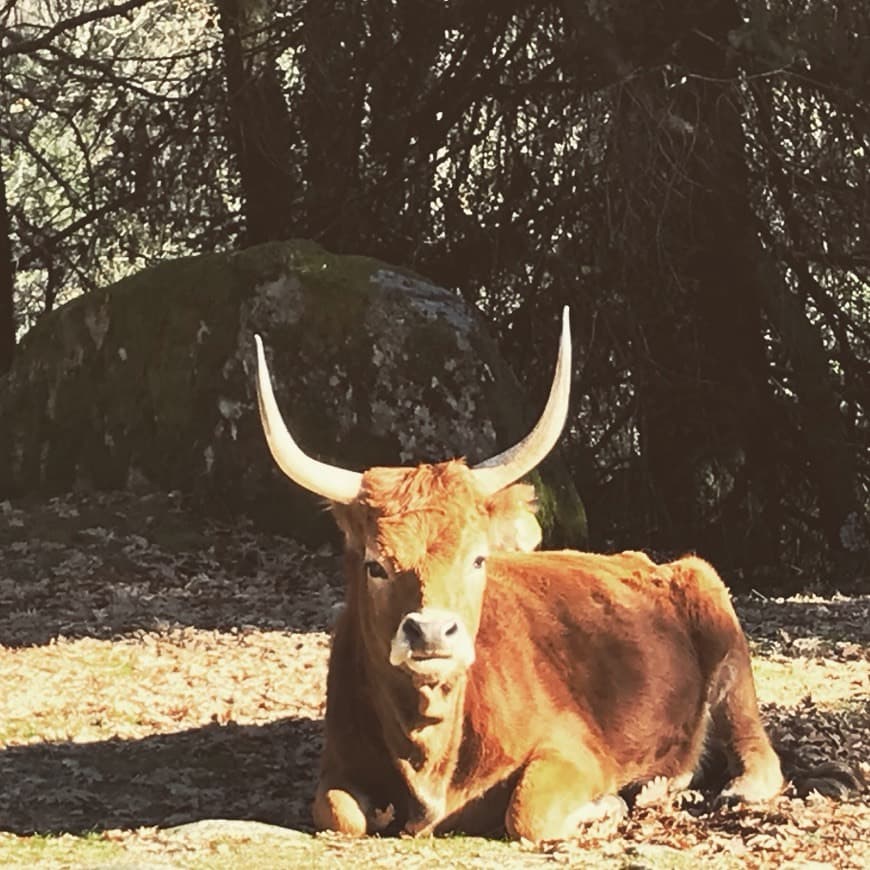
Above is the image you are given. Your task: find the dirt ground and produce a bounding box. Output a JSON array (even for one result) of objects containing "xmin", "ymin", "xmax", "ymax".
[{"xmin": 0, "ymin": 490, "xmax": 867, "ymax": 868}]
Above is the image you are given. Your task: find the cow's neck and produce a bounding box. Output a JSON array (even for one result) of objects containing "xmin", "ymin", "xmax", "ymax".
[{"xmin": 364, "ymin": 652, "xmax": 469, "ymax": 834}]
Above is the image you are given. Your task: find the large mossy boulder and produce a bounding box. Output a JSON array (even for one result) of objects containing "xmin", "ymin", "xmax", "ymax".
[{"xmin": 0, "ymin": 240, "xmax": 586, "ymax": 545}]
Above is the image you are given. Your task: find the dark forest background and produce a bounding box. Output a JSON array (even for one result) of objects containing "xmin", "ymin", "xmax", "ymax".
[{"xmin": 1, "ymin": 0, "xmax": 868, "ymax": 587}]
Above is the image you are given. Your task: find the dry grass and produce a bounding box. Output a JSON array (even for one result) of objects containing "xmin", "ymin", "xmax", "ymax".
[{"xmin": 1, "ymin": 491, "xmax": 867, "ymax": 868}]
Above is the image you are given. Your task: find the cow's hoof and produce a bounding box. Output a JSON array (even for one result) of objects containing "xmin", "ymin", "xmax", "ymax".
[{"xmin": 568, "ymin": 794, "xmax": 628, "ymax": 826}]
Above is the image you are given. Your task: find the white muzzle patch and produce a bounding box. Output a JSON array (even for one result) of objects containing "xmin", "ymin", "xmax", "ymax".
[{"xmin": 389, "ymin": 607, "xmax": 475, "ymax": 680}]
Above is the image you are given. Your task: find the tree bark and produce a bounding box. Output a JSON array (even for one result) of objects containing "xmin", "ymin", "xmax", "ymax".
[
  {"xmin": 298, "ymin": 0, "xmax": 366, "ymax": 251},
  {"xmin": 0, "ymin": 148, "xmax": 15, "ymax": 374},
  {"xmin": 754, "ymin": 250, "xmax": 864, "ymax": 550},
  {"xmin": 600, "ymin": 0, "xmax": 788, "ymax": 562},
  {"xmin": 216, "ymin": 0, "xmax": 296, "ymax": 245}
]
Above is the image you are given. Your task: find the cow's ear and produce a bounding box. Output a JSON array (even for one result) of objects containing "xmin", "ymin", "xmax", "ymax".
[{"xmin": 486, "ymin": 484, "xmax": 542, "ymax": 552}]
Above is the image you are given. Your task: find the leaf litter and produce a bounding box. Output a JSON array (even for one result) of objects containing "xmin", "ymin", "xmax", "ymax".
[{"xmin": 0, "ymin": 490, "xmax": 867, "ymax": 867}]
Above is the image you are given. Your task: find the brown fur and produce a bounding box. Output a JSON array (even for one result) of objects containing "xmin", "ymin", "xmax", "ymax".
[{"xmin": 317, "ymin": 461, "xmax": 782, "ymax": 842}]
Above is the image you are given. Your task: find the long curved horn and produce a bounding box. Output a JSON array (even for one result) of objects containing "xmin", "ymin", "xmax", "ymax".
[
  {"xmin": 254, "ymin": 335, "xmax": 362, "ymax": 503},
  {"xmin": 472, "ymin": 306, "xmax": 572, "ymax": 496}
]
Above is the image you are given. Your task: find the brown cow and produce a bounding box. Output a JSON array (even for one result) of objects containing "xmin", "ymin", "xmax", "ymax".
[{"xmin": 253, "ymin": 309, "xmax": 783, "ymax": 843}]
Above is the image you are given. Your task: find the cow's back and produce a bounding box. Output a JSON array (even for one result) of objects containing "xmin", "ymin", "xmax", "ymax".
[{"xmin": 464, "ymin": 550, "xmax": 718, "ymax": 787}]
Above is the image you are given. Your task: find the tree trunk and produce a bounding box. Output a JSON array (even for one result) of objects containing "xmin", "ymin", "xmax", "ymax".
[
  {"xmin": 216, "ymin": 0, "xmax": 296, "ymax": 245},
  {"xmin": 0, "ymin": 148, "xmax": 15, "ymax": 374},
  {"xmin": 752, "ymin": 90, "xmax": 866, "ymax": 552},
  {"xmin": 754, "ymin": 250, "xmax": 864, "ymax": 551},
  {"xmin": 363, "ymin": 0, "xmax": 442, "ymax": 266},
  {"xmin": 298, "ymin": 0, "xmax": 365, "ymax": 251},
  {"xmin": 603, "ymin": 0, "xmax": 787, "ymax": 563}
]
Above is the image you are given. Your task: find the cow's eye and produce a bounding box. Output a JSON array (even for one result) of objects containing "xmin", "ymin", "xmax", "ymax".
[
  {"xmin": 365, "ymin": 560, "xmax": 389, "ymax": 579},
  {"xmin": 473, "ymin": 555, "xmax": 486, "ymax": 570}
]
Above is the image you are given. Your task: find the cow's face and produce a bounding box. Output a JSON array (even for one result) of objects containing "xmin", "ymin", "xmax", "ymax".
[
  {"xmin": 252, "ymin": 308, "xmax": 570, "ymax": 681},
  {"xmin": 334, "ymin": 464, "xmax": 540, "ymax": 684}
]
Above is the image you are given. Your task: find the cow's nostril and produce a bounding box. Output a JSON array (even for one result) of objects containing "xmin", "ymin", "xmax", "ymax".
[
  {"xmin": 403, "ymin": 617, "xmax": 423, "ymax": 645},
  {"xmin": 401, "ymin": 614, "xmax": 462, "ymax": 655}
]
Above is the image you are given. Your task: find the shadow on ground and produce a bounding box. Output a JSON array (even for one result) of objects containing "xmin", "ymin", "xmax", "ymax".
[
  {"xmin": 1, "ymin": 703, "xmax": 865, "ymax": 838},
  {"xmin": 4, "ymin": 491, "xmax": 869, "ymax": 656},
  {"xmin": 734, "ymin": 595, "xmax": 870, "ymax": 660},
  {"xmin": 0, "ymin": 491, "xmax": 343, "ymax": 647},
  {"xmin": 0, "ymin": 717, "xmax": 322, "ymax": 835}
]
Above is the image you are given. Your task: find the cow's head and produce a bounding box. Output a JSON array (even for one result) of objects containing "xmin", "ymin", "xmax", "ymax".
[{"xmin": 254, "ymin": 309, "xmax": 570, "ymax": 687}]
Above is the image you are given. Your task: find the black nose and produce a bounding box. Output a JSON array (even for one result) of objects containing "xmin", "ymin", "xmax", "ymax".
[{"xmin": 401, "ymin": 614, "xmax": 460, "ymax": 655}]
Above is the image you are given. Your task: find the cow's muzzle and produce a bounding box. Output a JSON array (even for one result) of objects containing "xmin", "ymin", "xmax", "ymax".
[{"xmin": 390, "ymin": 609, "xmax": 475, "ymax": 679}]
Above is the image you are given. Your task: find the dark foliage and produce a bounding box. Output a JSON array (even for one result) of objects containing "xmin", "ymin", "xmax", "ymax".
[{"xmin": 1, "ymin": 0, "xmax": 868, "ymax": 586}]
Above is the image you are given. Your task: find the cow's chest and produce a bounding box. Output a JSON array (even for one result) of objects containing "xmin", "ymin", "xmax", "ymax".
[
  {"xmin": 397, "ymin": 757, "xmax": 450, "ymax": 834},
  {"xmin": 391, "ymin": 687, "xmax": 468, "ymax": 834}
]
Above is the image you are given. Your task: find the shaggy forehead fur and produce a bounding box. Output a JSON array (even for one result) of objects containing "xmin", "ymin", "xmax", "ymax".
[{"xmin": 360, "ymin": 460, "xmax": 487, "ymax": 570}]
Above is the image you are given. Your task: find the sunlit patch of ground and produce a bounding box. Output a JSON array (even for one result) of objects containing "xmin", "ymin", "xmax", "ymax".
[{"xmin": 1, "ymin": 630, "xmax": 329, "ymax": 744}]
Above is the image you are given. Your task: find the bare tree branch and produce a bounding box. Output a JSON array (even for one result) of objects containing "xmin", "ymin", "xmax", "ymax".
[{"xmin": 1, "ymin": 0, "xmax": 157, "ymax": 57}]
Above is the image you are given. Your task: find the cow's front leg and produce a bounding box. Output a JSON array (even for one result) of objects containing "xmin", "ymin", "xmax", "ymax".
[
  {"xmin": 312, "ymin": 780, "xmax": 394, "ymax": 836},
  {"xmin": 505, "ymin": 750, "xmax": 616, "ymax": 843}
]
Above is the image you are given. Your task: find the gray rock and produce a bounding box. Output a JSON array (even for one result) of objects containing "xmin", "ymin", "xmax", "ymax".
[{"xmin": 0, "ymin": 240, "xmax": 586, "ymax": 545}]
